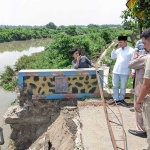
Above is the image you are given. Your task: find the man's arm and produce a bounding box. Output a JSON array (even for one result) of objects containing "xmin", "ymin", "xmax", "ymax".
[
  {"xmin": 135, "ymin": 56, "xmax": 150, "ymax": 112},
  {"xmin": 72, "ymin": 60, "xmax": 78, "ymax": 69},
  {"xmin": 72, "ymin": 55, "xmax": 81, "ymax": 69},
  {"xmin": 111, "ymin": 49, "xmax": 117, "ymax": 59},
  {"xmin": 75, "ymin": 55, "xmax": 81, "ymax": 67},
  {"xmin": 135, "ymin": 78, "xmax": 150, "ymax": 112},
  {"xmin": 130, "ymin": 48, "xmax": 136, "ymax": 77},
  {"xmin": 128, "ymin": 55, "xmax": 145, "ymax": 70},
  {"xmin": 111, "ymin": 44, "xmax": 118, "ymax": 59},
  {"xmin": 85, "ymin": 56, "xmax": 95, "ymax": 67},
  {"xmin": 136, "ymin": 78, "xmax": 150, "ymax": 103}
]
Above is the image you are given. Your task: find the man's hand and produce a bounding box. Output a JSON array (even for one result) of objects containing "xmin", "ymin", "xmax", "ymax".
[
  {"xmin": 135, "ymin": 102, "xmax": 142, "ymax": 113},
  {"xmin": 114, "ymin": 43, "xmax": 119, "ymax": 50},
  {"xmin": 75, "ymin": 54, "xmax": 81, "ymax": 67},
  {"xmin": 130, "ymin": 73, "xmax": 135, "ymax": 78},
  {"xmin": 77, "ymin": 55, "xmax": 81, "ymax": 61},
  {"xmin": 135, "ymin": 52, "xmax": 140, "ymax": 58}
]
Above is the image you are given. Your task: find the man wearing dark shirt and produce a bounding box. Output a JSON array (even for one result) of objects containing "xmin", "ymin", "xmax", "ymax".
[{"xmin": 71, "ymin": 49, "xmax": 95, "ymax": 69}]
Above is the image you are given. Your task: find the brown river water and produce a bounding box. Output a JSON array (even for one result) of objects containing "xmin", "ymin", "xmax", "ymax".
[{"xmin": 0, "ymin": 38, "xmax": 52, "ymax": 150}]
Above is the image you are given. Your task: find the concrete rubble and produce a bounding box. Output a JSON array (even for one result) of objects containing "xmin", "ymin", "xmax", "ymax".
[{"xmin": 4, "ymin": 97, "xmax": 83, "ymax": 150}]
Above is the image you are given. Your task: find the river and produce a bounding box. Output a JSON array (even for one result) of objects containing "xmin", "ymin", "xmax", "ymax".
[{"xmin": 0, "ymin": 38, "xmax": 52, "ymax": 150}]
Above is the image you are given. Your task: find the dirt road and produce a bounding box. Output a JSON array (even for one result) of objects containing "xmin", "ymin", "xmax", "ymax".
[{"xmin": 78, "ymin": 100, "xmax": 147, "ymax": 150}]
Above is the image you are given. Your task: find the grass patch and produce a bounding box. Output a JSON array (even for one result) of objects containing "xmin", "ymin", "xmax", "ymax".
[
  {"xmin": 0, "ymin": 66, "xmax": 18, "ymax": 91},
  {"xmin": 11, "ymin": 99, "xmax": 18, "ymax": 106}
]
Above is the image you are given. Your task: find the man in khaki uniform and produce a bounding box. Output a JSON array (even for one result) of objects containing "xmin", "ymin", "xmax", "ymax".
[
  {"xmin": 135, "ymin": 28, "xmax": 150, "ymax": 150},
  {"xmin": 128, "ymin": 54, "xmax": 148, "ymax": 138}
]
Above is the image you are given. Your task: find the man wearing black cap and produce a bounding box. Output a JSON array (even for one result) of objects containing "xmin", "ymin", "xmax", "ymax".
[{"xmin": 109, "ymin": 36, "xmax": 135, "ymax": 106}]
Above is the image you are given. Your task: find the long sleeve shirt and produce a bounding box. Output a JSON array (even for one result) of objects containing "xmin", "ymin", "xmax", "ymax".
[
  {"xmin": 111, "ymin": 46, "xmax": 135, "ymax": 75},
  {"xmin": 72, "ymin": 56, "xmax": 94, "ymax": 69},
  {"xmin": 135, "ymin": 39, "xmax": 146, "ymax": 55},
  {"xmin": 128, "ymin": 55, "xmax": 147, "ymax": 96}
]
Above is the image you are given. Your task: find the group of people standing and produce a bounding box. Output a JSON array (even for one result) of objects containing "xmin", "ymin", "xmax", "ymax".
[
  {"xmin": 109, "ymin": 29, "xmax": 150, "ymax": 150},
  {"xmin": 70, "ymin": 28, "xmax": 150, "ymax": 150}
]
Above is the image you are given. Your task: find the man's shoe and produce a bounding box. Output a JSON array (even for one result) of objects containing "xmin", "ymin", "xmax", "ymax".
[
  {"xmin": 128, "ymin": 129, "xmax": 147, "ymax": 138},
  {"xmin": 119, "ymin": 100, "xmax": 128, "ymax": 107},
  {"xmin": 109, "ymin": 100, "xmax": 120, "ymax": 105}
]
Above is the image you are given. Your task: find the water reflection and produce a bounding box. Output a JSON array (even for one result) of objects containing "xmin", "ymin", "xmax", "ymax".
[
  {"xmin": 0, "ymin": 38, "xmax": 52, "ymax": 74},
  {"xmin": 0, "ymin": 38, "xmax": 52, "ymax": 52},
  {"xmin": 0, "ymin": 47, "xmax": 44, "ymax": 74}
]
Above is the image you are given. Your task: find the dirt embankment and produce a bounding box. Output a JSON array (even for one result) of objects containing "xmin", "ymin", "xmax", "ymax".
[
  {"xmin": 4, "ymin": 98, "xmax": 82, "ymax": 150},
  {"xmin": 28, "ymin": 106, "xmax": 81, "ymax": 150}
]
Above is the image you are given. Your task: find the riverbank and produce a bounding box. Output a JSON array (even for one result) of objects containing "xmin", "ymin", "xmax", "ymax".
[{"xmin": 0, "ymin": 39, "xmax": 52, "ymax": 149}]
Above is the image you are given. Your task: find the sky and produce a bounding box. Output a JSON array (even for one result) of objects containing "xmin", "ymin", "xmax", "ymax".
[{"xmin": 0, "ymin": 0, "xmax": 128, "ymax": 26}]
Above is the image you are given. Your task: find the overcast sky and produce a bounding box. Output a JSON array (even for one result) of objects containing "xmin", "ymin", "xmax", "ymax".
[{"xmin": 0, "ymin": 0, "xmax": 127, "ymax": 26}]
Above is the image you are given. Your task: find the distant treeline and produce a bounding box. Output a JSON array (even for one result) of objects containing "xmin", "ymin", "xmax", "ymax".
[
  {"xmin": 0, "ymin": 23, "xmax": 122, "ymax": 43},
  {"xmin": 0, "ymin": 27, "xmax": 54, "ymax": 42},
  {"xmin": 0, "ymin": 25, "xmax": 45, "ymax": 28},
  {"xmin": 0, "ymin": 23, "xmax": 122, "ymax": 29}
]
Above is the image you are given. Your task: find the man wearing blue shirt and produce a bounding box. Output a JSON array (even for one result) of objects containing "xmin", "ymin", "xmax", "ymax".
[
  {"xmin": 132, "ymin": 39, "xmax": 147, "ymax": 88},
  {"xmin": 71, "ymin": 49, "xmax": 95, "ymax": 69},
  {"xmin": 109, "ymin": 36, "xmax": 135, "ymax": 106},
  {"xmin": 135, "ymin": 39, "xmax": 147, "ymax": 55}
]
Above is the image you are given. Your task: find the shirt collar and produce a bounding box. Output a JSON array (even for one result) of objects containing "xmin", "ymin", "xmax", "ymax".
[{"xmin": 121, "ymin": 45, "xmax": 128, "ymax": 50}]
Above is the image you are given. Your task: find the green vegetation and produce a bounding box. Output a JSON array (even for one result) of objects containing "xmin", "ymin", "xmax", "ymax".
[
  {"xmin": 0, "ymin": 23, "xmax": 122, "ymax": 43},
  {"xmin": 46, "ymin": 22, "xmax": 57, "ymax": 29},
  {"xmin": 13, "ymin": 26, "xmax": 120, "ymax": 71},
  {"xmin": 121, "ymin": 0, "xmax": 150, "ymax": 32},
  {"xmin": 9, "ymin": 139, "xmax": 16, "ymax": 150},
  {"xmin": 0, "ymin": 66, "xmax": 18, "ymax": 91},
  {"xmin": 0, "ymin": 27, "xmax": 55, "ymax": 42}
]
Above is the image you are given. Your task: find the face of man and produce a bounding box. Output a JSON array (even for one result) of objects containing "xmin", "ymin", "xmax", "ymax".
[
  {"xmin": 72, "ymin": 50, "xmax": 79, "ymax": 59},
  {"xmin": 118, "ymin": 40, "xmax": 127, "ymax": 49},
  {"xmin": 142, "ymin": 37, "xmax": 150, "ymax": 52}
]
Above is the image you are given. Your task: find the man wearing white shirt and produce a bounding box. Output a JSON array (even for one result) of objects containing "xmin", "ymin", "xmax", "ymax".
[{"xmin": 109, "ymin": 36, "xmax": 135, "ymax": 106}]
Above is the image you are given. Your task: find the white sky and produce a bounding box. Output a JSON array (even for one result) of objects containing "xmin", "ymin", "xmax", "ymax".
[{"xmin": 0, "ymin": 0, "xmax": 127, "ymax": 26}]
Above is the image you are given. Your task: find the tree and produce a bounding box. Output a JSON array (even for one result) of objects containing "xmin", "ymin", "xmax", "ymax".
[
  {"xmin": 121, "ymin": 0, "xmax": 150, "ymax": 32},
  {"xmin": 57, "ymin": 25, "xmax": 66, "ymax": 30},
  {"xmin": 101, "ymin": 28, "xmax": 112, "ymax": 44},
  {"xmin": 65, "ymin": 26, "xmax": 77, "ymax": 36},
  {"xmin": 87, "ymin": 24, "xmax": 100, "ymax": 28},
  {"xmin": 46, "ymin": 22, "xmax": 57, "ymax": 29},
  {"xmin": 122, "ymin": 20, "xmax": 137, "ymax": 30}
]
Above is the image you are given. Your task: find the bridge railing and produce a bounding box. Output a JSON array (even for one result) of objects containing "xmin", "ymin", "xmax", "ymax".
[{"xmin": 18, "ymin": 68, "xmax": 104, "ymax": 100}]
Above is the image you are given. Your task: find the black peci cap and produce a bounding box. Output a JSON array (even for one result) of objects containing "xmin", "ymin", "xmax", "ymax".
[{"xmin": 118, "ymin": 36, "xmax": 127, "ymax": 41}]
